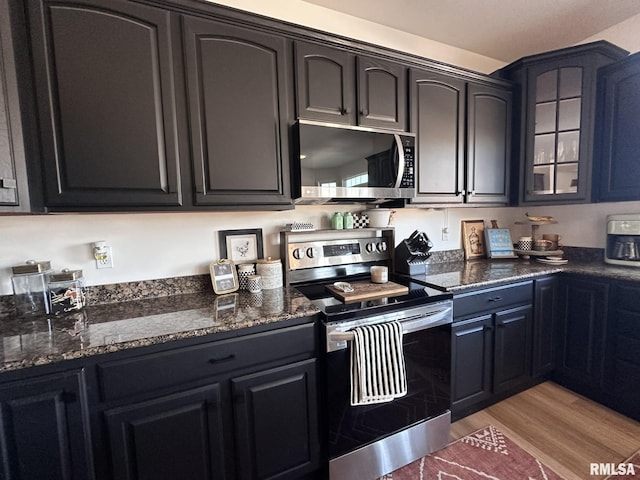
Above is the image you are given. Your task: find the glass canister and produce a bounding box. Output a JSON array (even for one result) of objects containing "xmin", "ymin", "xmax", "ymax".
[
  {"xmin": 11, "ymin": 260, "xmax": 52, "ymax": 316},
  {"xmin": 47, "ymin": 269, "xmax": 87, "ymax": 315}
]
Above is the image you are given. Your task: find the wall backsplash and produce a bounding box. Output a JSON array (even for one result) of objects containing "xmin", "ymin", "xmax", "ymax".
[{"xmin": 1, "ymin": 201, "xmax": 639, "ymax": 296}]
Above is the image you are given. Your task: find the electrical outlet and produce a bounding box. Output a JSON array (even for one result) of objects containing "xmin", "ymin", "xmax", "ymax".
[
  {"xmin": 96, "ymin": 245, "xmax": 114, "ymax": 269},
  {"xmin": 442, "ymin": 227, "xmax": 449, "ymax": 241}
]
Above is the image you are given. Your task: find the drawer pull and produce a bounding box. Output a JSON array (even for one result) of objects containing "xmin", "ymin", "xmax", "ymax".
[
  {"xmin": 208, "ymin": 354, "xmax": 236, "ymax": 364},
  {"xmin": 488, "ymin": 296, "xmax": 503, "ymax": 302}
]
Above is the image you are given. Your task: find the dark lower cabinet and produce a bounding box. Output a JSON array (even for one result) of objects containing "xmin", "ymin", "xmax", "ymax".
[
  {"xmin": 554, "ymin": 276, "xmax": 609, "ymax": 393},
  {"xmin": 451, "ymin": 315, "xmax": 493, "ymax": 412},
  {"xmin": 104, "ymin": 384, "xmax": 226, "ymax": 480},
  {"xmin": 232, "ymin": 359, "xmax": 319, "ymax": 480},
  {"xmin": 532, "ymin": 276, "xmax": 558, "ymax": 376},
  {"xmin": 604, "ymin": 282, "xmax": 640, "ymax": 420},
  {"xmin": 0, "ymin": 369, "xmax": 94, "ymax": 480},
  {"xmin": 493, "ymin": 306, "xmax": 532, "ymax": 394},
  {"xmin": 451, "ymin": 282, "xmax": 534, "ymax": 419}
]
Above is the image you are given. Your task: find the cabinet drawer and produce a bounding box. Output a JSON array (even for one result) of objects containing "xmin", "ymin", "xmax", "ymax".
[
  {"xmin": 454, "ymin": 281, "xmax": 533, "ymax": 319},
  {"xmin": 98, "ymin": 323, "xmax": 315, "ymax": 402}
]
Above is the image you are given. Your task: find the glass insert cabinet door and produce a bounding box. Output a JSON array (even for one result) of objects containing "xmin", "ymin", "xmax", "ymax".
[{"xmin": 529, "ymin": 66, "xmax": 583, "ymax": 198}]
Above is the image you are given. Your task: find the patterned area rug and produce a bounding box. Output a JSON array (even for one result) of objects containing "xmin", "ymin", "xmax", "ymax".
[{"xmin": 379, "ymin": 425, "xmax": 564, "ymax": 480}]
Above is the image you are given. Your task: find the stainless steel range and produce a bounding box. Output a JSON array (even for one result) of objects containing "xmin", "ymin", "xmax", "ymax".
[{"xmin": 281, "ymin": 228, "xmax": 453, "ymax": 480}]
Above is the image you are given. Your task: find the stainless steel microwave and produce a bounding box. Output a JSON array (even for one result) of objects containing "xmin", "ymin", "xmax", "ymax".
[{"xmin": 292, "ymin": 121, "xmax": 415, "ymax": 204}]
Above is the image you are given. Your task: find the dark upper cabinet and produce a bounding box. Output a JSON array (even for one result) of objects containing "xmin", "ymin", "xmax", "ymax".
[
  {"xmin": 295, "ymin": 42, "xmax": 355, "ymax": 125},
  {"xmin": 410, "ymin": 69, "xmax": 511, "ymax": 204},
  {"xmin": 295, "ymin": 41, "xmax": 407, "ymax": 130},
  {"xmin": 182, "ymin": 16, "xmax": 292, "ymax": 207},
  {"xmin": 496, "ymin": 41, "xmax": 628, "ymax": 205},
  {"xmin": 594, "ymin": 52, "xmax": 640, "ymax": 202},
  {"xmin": 356, "ymin": 56, "xmax": 407, "ymax": 131},
  {"xmin": 466, "ymin": 83, "xmax": 511, "ymax": 204},
  {"xmin": 104, "ymin": 384, "xmax": 227, "ymax": 480},
  {"xmin": 554, "ymin": 276, "xmax": 609, "ymax": 393},
  {"xmin": 232, "ymin": 359, "xmax": 320, "ymax": 480},
  {"xmin": 410, "ymin": 71, "xmax": 465, "ymax": 203},
  {"xmin": 0, "ymin": 0, "xmax": 40, "ymax": 212},
  {"xmin": 27, "ymin": 0, "xmax": 183, "ymax": 209},
  {"xmin": 0, "ymin": 370, "xmax": 94, "ymax": 480}
]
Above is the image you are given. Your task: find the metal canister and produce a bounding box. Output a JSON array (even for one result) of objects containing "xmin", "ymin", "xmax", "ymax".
[
  {"xmin": 47, "ymin": 269, "xmax": 86, "ymax": 315},
  {"xmin": 256, "ymin": 257, "xmax": 283, "ymax": 290},
  {"xmin": 11, "ymin": 260, "xmax": 52, "ymax": 316}
]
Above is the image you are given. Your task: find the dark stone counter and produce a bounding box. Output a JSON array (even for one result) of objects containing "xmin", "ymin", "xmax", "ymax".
[
  {"xmin": 0, "ymin": 288, "xmax": 319, "ymax": 372},
  {"xmin": 410, "ymin": 257, "xmax": 640, "ymax": 292}
]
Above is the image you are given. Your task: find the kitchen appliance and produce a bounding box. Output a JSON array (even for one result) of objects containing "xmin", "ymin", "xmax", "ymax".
[
  {"xmin": 292, "ymin": 121, "xmax": 415, "ymax": 204},
  {"xmin": 606, "ymin": 214, "xmax": 640, "ymax": 266},
  {"xmin": 281, "ymin": 229, "xmax": 453, "ymax": 480},
  {"xmin": 394, "ymin": 230, "xmax": 433, "ymax": 275}
]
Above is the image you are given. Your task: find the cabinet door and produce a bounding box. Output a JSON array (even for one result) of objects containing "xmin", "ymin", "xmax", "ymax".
[
  {"xmin": 493, "ymin": 305, "xmax": 532, "ymax": 393},
  {"xmin": 555, "ymin": 277, "xmax": 609, "ymax": 391},
  {"xmin": 357, "ymin": 56, "xmax": 407, "ymax": 131},
  {"xmin": 104, "ymin": 384, "xmax": 227, "ymax": 480},
  {"xmin": 232, "ymin": 359, "xmax": 319, "ymax": 480},
  {"xmin": 183, "ymin": 16, "xmax": 292, "ymax": 207},
  {"xmin": 410, "ymin": 70, "xmax": 465, "ymax": 203},
  {"xmin": 466, "ymin": 83, "xmax": 511, "ymax": 204},
  {"xmin": 451, "ymin": 315, "xmax": 493, "ymax": 415},
  {"xmin": 295, "ymin": 41, "xmax": 355, "ymax": 125},
  {"xmin": 0, "ymin": 0, "xmax": 21, "ymax": 208},
  {"xmin": 0, "ymin": 370, "xmax": 93, "ymax": 480},
  {"xmin": 595, "ymin": 53, "xmax": 640, "ymax": 202},
  {"xmin": 532, "ymin": 277, "xmax": 558, "ymax": 376},
  {"xmin": 604, "ymin": 283, "xmax": 640, "ymax": 420},
  {"xmin": 28, "ymin": 0, "xmax": 183, "ymax": 208}
]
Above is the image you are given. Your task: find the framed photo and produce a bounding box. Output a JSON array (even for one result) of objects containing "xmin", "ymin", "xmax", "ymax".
[
  {"xmin": 462, "ymin": 220, "xmax": 486, "ymax": 259},
  {"xmin": 484, "ymin": 228, "xmax": 517, "ymax": 259},
  {"xmin": 209, "ymin": 259, "xmax": 239, "ymax": 294},
  {"xmin": 219, "ymin": 229, "xmax": 264, "ymax": 264}
]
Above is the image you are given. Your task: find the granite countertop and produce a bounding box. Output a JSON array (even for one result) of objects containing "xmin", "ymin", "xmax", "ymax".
[
  {"xmin": 411, "ymin": 257, "xmax": 640, "ymax": 292},
  {"xmin": 0, "ymin": 287, "xmax": 319, "ymax": 373}
]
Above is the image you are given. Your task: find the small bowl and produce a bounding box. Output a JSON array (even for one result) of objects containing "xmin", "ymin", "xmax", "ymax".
[{"xmin": 533, "ymin": 239, "xmax": 553, "ymax": 251}]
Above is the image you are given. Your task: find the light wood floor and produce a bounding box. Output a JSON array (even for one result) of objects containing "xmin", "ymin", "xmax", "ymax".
[{"xmin": 451, "ymin": 381, "xmax": 640, "ymax": 480}]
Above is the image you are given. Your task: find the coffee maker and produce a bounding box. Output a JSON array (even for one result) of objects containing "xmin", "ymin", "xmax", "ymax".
[{"xmin": 605, "ymin": 214, "xmax": 640, "ymax": 266}]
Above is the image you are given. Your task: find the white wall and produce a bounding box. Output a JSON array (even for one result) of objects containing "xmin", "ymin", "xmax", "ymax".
[
  {"xmin": 2, "ymin": 2, "xmax": 640, "ymax": 296},
  {"xmin": 204, "ymin": 0, "xmax": 504, "ymax": 73},
  {"xmin": 578, "ymin": 12, "xmax": 640, "ymax": 53}
]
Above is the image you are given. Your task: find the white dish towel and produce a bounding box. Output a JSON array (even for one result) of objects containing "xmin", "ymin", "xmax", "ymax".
[{"xmin": 350, "ymin": 321, "xmax": 407, "ymax": 406}]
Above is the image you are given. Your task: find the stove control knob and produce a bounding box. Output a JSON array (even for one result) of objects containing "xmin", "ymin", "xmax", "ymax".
[
  {"xmin": 365, "ymin": 242, "xmax": 376, "ymax": 253},
  {"xmin": 377, "ymin": 241, "xmax": 388, "ymax": 252},
  {"xmin": 292, "ymin": 248, "xmax": 304, "ymax": 260},
  {"xmin": 306, "ymin": 247, "xmax": 318, "ymax": 258}
]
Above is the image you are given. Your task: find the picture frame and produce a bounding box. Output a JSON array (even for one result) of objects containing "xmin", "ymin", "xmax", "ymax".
[
  {"xmin": 484, "ymin": 228, "xmax": 517, "ymax": 259},
  {"xmin": 462, "ymin": 220, "xmax": 486, "ymax": 259},
  {"xmin": 218, "ymin": 228, "xmax": 264, "ymax": 264},
  {"xmin": 209, "ymin": 259, "xmax": 239, "ymax": 294}
]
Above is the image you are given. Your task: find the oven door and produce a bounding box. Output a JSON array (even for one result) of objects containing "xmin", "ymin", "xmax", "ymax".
[{"xmin": 325, "ymin": 321, "xmax": 451, "ymax": 461}]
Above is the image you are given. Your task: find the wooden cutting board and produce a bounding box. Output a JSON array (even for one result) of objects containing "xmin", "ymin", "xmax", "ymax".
[{"xmin": 325, "ymin": 280, "xmax": 409, "ymax": 303}]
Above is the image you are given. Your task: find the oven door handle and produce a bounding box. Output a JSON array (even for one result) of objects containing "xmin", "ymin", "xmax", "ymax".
[{"xmin": 327, "ymin": 305, "xmax": 452, "ymax": 346}]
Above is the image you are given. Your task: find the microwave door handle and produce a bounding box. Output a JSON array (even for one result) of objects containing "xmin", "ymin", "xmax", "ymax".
[{"xmin": 393, "ymin": 134, "xmax": 405, "ymax": 189}]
